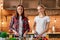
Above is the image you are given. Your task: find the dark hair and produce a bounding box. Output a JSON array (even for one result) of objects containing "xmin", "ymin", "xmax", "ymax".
[
  {"xmin": 38, "ymin": 4, "xmax": 46, "ymax": 16},
  {"xmin": 16, "ymin": 5, "xmax": 25, "ymax": 19}
]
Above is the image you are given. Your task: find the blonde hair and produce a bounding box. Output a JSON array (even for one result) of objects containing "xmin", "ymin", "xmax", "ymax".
[
  {"xmin": 38, "ymin": 4, "xmax": 46, "ymax": 15},
  {"xmin": 38, "ymin": 4, "xmax": 46, "ymax": 9}
]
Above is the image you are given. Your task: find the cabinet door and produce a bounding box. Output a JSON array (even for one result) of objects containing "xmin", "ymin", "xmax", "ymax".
[
  {"xmin": 3, "ymin": 0, "xmax": 20, "ymax": 10},
  {"xmin": 41, "ymin": 0, "xmax": 56, "ymax": 9},
  {"xmin": 58, "ymin": 0, "xmax": 60, "ymax": 8},
  {"xmin": 22, "ymin": 0, "xmax": 39, "ymax": 9}
]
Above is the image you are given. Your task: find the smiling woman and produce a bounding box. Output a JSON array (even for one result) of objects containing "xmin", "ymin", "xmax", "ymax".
[{"xmin": 9, "ymin": 5, "xmax": 30, "ymax": 37}]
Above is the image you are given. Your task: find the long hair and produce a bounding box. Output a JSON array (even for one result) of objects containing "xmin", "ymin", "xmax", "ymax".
[
  {"xmin": 16, "ymin": 5, "xmax": 25, "ymax": 19},
  {"xmin": 38, "ymin": 4, "xmax": 46, "ymax": 16}
]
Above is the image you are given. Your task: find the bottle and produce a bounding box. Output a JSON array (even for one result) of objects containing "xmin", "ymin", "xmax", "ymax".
[
  {"xmin": 52, "ymin": 25, "xmax": 55, "ymax": 33},
  {"xmin": 46, "ymin": 34, "xmax": 49, "ymax": 40}
]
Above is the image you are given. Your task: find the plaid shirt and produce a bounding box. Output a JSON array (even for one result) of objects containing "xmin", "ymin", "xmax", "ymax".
[{"xmin": 9, "ymin": 16, "xmax": 30, "ymax": 35}]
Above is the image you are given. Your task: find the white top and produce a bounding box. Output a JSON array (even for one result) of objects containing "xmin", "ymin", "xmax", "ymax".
[
  {"xmin": 19, "ymin": 16, "xmax": 23, "ymax": 37},
  {"xmin": 34, "ymin": 16, "xmax": 50, "ymax": 37}
]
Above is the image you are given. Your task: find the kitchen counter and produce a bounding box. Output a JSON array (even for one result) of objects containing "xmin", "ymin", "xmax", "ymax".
[{"xmin": 47, "ymin": 32, "xmax": 60, "ymax": 40}]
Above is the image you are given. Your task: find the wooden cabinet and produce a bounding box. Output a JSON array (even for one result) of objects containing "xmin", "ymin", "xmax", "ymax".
[
  {"xmin": 41, "ymin": 0, "xmax": 56, "ymax": 9},
  {"xmin": 3, "ymin": 0, "xmax": 20, "ymax": 10},
  {"xmin": 41, "ymin": 0, "xmax": 60, "ymax": 9},
  {"xmin": 22, "ymin": 0, "xmax": 38, "ymax": 9},
  {"xmin": 3, "ymin": 0, "xmax": 60, "ymax": 16},
  {"xmin": 3, "ymin": 0, "xmax": 39, "ymax": 15},
  {"xmin": 3, "ymin": 0, "xmax": 60, "ymax": 10},
  {"xmin": 3, "ymin": 0, "xmax": 38, "ymax": 10}
]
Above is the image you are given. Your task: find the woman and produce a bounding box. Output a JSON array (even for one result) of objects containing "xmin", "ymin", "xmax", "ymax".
[
  {"xmin": 33, "ymin": 4, "xmax": 50, "ymax": 40},
  {"xmin": 9, "ymin": 5, "xmax": 30, "ymax": 37}
]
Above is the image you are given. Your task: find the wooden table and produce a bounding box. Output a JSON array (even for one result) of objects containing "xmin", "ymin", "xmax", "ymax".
[{"xmin": 47, "ymin": 32, "xmax": 60, "ymax": 40}]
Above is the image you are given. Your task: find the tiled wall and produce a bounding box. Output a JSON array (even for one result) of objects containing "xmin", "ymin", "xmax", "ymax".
[{"xmin": 1, "ymin": 9, "xmax": 60, "ymax": 33}]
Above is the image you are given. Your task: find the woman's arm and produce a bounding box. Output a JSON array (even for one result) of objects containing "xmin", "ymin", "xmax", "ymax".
[
  {"xmin": 23, "ymin": 18, "xmax": 30, "ymax": 37},
  {"xmin": 9, "ymin": 16, "xmax": 14, "ymax": 31},
  {"xmin": 39, "ymin": 22, "xmax": 50, "ymax": 36},
  {"xmin": 40, "ymin": 16, "xmax": 50, "ymax": 35},
  {"xmin": 9, "ymin": 16, "xmax": 18, "ymax": 35}
]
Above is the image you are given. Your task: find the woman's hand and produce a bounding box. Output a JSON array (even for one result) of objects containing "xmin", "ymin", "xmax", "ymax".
[
  {"xmin": 36, "ymin": 34, "xmax": 42, "ymax": 39},
  {"xmin": 23, "ymin": 30, "xmax": 28, "ymax": 37},
  {"xmin": 14, "ymin": 32, "xmax": 19, "ymax": 36},
  {"xmin": 13, "ymin": 30, "xmax": 19, "ymax": 36},
  {"xmin": 23, "ymin": 33, "xmax": 26, "ymax": 37}
]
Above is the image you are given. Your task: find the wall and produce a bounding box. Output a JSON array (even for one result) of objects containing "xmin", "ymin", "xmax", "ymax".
[{"xmin": 1, "ymin": 9, "xmax": 60, "ymax": 33}]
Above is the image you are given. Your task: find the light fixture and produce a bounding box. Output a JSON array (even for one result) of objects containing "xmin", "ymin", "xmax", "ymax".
[
  {"xmin": 2, "ymin": 21, "xmax": 4, "ymax": 25},
  {"xmin": 54, "ymin": 18, "xmax": 56, "ymax": 23},
  {"xmin": 28, "ymin": 20, "xmax": 30, "ymax": 23}
]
